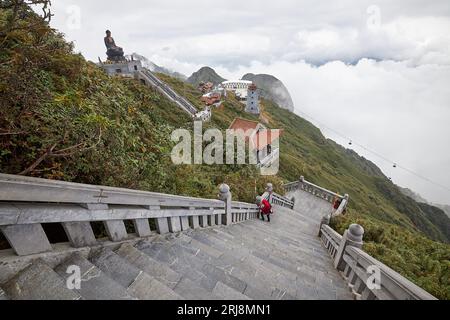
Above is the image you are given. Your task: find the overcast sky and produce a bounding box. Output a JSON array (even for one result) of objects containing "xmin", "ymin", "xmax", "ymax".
[{"xmin": 49, "ymin": 0, "xmax": 450, "ymax": 205}]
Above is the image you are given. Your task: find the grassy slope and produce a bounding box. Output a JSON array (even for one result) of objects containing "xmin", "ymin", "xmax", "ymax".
[{"xmin": 0, "ymin": 7, "xmax": 449, "ymax": 298}]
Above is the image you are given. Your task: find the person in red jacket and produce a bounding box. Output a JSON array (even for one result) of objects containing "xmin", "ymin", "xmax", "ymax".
[{"xmin": 256, "ymin": 196, "xmax": 273, "ymax": 222}]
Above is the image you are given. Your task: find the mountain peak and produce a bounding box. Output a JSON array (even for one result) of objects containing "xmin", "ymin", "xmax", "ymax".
[{"xmin": 187, "ymin": 67, "xmax": 226, "ymax": 86}]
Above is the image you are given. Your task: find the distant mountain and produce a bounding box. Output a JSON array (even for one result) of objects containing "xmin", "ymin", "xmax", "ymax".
[
  {"xmin": 400, "ymin": 187, "xmax": 450, "ymax": 218},
  {"xmin": 242, "ymin": 73, "xmax": 294, "ymax": 112},
  {"xmin": 187, "ymin": 67, "xmax": 226, "ymax": 86},
  {"xmin": 131, "ymin": 53, "xmax": 187, "ymax": 81},
  {"xmin": 436, "ymin": 204, "xmax": 450, "ymax": 218},
  {"xmin": 399, "ymin": 187, "xmax": 429, "ymax": 204}
]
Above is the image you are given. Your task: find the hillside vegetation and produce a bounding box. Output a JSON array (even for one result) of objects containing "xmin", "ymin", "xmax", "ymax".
[{"xmin": 0, "ymin": 3, "xmax": 449, "ymax": 299}]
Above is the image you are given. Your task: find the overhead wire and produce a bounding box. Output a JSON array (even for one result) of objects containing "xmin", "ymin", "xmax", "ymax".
[{"xmin": 295, "ymin": 109, "xmax": 450, "ymax": 193}]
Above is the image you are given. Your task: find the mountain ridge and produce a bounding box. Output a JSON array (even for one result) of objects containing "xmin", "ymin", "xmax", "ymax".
[{"xmin": 187, "ymin": 66, "xmax": 226, "ymax": 86}]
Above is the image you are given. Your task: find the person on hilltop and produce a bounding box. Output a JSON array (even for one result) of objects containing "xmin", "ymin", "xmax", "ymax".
[{"xmin": 256, "ymin": 195, "xmax": 273, "ymax": 223}]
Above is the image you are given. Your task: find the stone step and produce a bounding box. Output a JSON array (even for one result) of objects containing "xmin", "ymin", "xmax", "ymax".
[
  {"xmin": 213, "ymin": 282, "xmax": 251, "ymax": 300},
  {"xmin": 178, "ymin": 232, "xmax": 277, "ymax": 300},
  {"xmin": 206, "ymin": 227, "xmax": 319, "ymax": 298},
  {"xmin": 167, "ymin": 237, "xmax": 267, "ymax": 300},
  {"xmin": 178, "ymin": 229, "xmax": 300, "ymax": 299},
  {"xmin": 137, "ymin": 238, "xmax": 254, "ymax": 300},
  {"xmin": 172, "ymin": 277, "xmax": 222, "ymax": 300},
  {"xmin": 54, "ymin": 253, "xmax": 134, "ymax": 300},
  {"xmin": 136, "ymin": 239, "xmax": 209, "ymax": 284},
  {"xmin": 2, "ymin": 260, "xmax": 81, "ymax": 300},
  {"xmin": 238, "ymin": 222, "xmax": 348, "ymax": 289},
  {"xmin": 90, "ymin": 247, "xmax": 182, "ymax": 300},
  {"xmin": 225, "ymin": 222, "xmax": 331, "ymax": 275},
  {"xmin": 234, "ymin": 222, "xmax": 336, "ymax": 273},
  {"xmin": 115, "ymin": 243, "xmax": 182, "ymax": 289}
]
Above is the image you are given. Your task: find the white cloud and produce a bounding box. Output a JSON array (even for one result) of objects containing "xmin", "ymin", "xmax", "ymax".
[{"xmin": 217, "ymin": 59, "xmax": 450, "ymax": 204}]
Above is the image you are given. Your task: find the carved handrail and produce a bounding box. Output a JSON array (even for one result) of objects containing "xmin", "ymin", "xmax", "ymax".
[
  {"xmin": 138, "ymin": 70, "xmax": 198, "ymax": 115},
  {"xmin": 270, "ymin": 193, "xmax": 294, "ymax": 209},
  {"xmin": 319, "ymin": 223, "xmax": 437, "ymax": 300},
  {"xmin": 284, "ymin": 177, "xmax": 344, "ymax": 203},
  {"xmin": 342, "ymin": 246, "xmax": 437, "ymax": 300},
  {"xmin": 0, "ymin": 174, "xmax": 258, "ymax": 257}
]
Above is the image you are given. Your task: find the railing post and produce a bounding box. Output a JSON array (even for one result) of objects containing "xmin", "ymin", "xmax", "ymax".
[
  {"xmin": 219, "ymin": 184, "xmax": 232, "ymax": 226},
  {"xmin": 334, "ymin": 224, "xmax": 364, "ymax": 271},
  {"xmin": 0, "ymin": 224, "xmax": 52, "ymax": 256},
  {"xmin": 318, "ymin": 215, "xmax": 331, "ymax": 237},
  {"xmin": 266, "ymin": 183, "xmax": 274, "ymax": 203}
]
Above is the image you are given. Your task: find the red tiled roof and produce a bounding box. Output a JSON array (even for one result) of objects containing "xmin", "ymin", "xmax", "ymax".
[
  {"xmin": 228, "ymin": 118, "xmax": 260, "ymax": 132},
  {"xmin": 229, "ymin": 118, "xmax": 283, "ymax": 151}
]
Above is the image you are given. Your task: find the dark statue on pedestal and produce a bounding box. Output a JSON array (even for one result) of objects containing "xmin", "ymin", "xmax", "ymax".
[{"xmin": 104, "ymin": 30, "xmax": 125, "ymax": 62}]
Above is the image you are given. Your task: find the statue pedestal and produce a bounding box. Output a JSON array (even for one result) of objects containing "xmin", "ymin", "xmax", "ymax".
[{"xmin": 98, "ymin": 59, "xmax": 143, "ymax": 77}]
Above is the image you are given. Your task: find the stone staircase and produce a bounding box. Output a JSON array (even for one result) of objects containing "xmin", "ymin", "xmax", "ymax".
[
  {"xmin": 0, "ymin": 205, "xmax": 352, "ymax": 300},
  {"xmin": 0, "ymin": 175, "xmax": 436, "ymax": 300}
]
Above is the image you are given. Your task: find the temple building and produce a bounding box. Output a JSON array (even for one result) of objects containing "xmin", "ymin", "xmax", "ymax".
[
  {"xmin": 221, "ymin": 80, "xmax": 253, "ymax": 100},
  {"xmin": 228, "ymin": 118, "xmax": 282, "ymax": 167}
]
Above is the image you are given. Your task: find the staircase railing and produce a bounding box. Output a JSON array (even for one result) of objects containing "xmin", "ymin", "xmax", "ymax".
[
  {"xmin": 0, "ymin": 174, "xmax": 258, "ymax": 257},
  {"xmin": 270, "ymin": 193, "xmax": 294, "ymax": 209},
  {"xmin": 319, "ymin": 223, "xmax": 437, "ymax": 300},
  {"xmin": 284, "ymin": 176, "xmax": 349, "ymax": 216},
  {"xmin": 137, "ymin": 69, "xmax": 198, "ymax": 116},
  {"xmin": 284, "ymin": 176, "xmax": 344, "ymax": 203},
  {"xmin": 261, "ymin": 184, "xmax": 295, "ymax": 210}
]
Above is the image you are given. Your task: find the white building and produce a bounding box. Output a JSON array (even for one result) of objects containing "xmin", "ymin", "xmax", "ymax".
[{"xmin": 221, "ymin": 80, "xmax": 253, "ymax": 100}]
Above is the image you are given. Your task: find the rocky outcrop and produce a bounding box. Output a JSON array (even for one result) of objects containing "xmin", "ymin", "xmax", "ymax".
[
  {"xmin": 242, "ymin": 73, "xmax": 294, "ymax": 112},
  {"xmin": 187, "ymin": 67, "xmax": 226, "ymax": 86}
]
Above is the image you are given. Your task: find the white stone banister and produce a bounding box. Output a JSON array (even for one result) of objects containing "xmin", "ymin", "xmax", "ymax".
[
  {"xmin": 319, "ymin": 222, "xmax": 437, "ymax": 300},
  {"xmin": 319, "ymin": 224, "xmax": 343, "ymax": 260},
  {"xmin": 270, "ymin": 193, "xmax": 294, "ymax": 209},
  {"xmin": 261, "ymin": 183, "xmax": 294, "ymax": 209},
  {"xmin": 0, "ymin": 174, "xmax": 258, "ymax": 257},
  {"xmin": 284, "ymin": 176, "xmax": 345, "ymax": 204},
  {"xmin": 342, "ymin": 246, "xmax": 437, "ymax": 300}
]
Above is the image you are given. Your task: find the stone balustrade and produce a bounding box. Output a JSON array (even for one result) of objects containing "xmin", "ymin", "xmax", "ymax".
[
  {"xmin": 261, "ymin": 183, "xmax": 295, "ymax": 209},
  {"xmin": 284, "ymin": 176, "xmax": 345, "ymax": 203},
  {"xmin": 0, "ymin": 174, "xmax": 258, "ymax": 257},
  {"xmin": 137, "ymin": 69, "xmax": 198, "ymax": 116},
  {"xmin": 270, "ymin": 193, "xmax": 295, "ymax": 209},
  {"xmin": 319, "ymin": 223, "xmax": 437, "ymax": 300}
]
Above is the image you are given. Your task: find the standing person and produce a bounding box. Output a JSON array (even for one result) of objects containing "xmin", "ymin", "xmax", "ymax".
[
  {"xmin": 332, "ymin": 194, "xmax": 342, "ymax": 216},
  {"xmin": 256, "ymin": 196, "xmax": 273, "ymax": 222}
]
